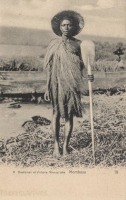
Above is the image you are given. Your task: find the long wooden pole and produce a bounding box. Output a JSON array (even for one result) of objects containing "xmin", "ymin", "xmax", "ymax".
[
  {"xmin": 81, "ymin": 40, "xmax": 95, "ymax": 165},
  {"xmin": 87, "ymin": 57, "xmax": 95, "ymax": 165}
]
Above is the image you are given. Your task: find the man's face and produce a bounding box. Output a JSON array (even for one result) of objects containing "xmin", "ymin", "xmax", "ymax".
[{"xmin": 60, "ymin": 19, "xmax": 73, "ymax": 37}]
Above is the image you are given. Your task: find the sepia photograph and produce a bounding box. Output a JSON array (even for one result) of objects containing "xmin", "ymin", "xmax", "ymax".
[{"xmin": 0, "ymin": 0, "xmax": 126, "ymax": 199}]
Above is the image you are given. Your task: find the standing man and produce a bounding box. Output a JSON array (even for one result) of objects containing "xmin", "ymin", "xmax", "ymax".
[{"xmin": 44, "ymin": 10, "xmax": 94, "ymax": 158}]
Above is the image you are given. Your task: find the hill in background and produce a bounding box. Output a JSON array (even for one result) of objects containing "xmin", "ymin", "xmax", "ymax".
[
  {"xmin": 0, "ymin": 26, "xmax": 126, "ymax": 62},
  {"xmin": 0, "ymin": 26, "xmax": 126, "ymax": 46}
]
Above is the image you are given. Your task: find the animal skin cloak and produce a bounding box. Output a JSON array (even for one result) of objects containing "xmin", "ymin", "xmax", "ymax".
[{"xmin": 44, "ymin": 37, "xmax": 85, "ymax": 118}]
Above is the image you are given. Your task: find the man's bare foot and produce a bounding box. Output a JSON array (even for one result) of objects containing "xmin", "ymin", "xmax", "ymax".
[
  {"xmin": 62, "ymin": 146, "xmax": 69, "ymax": 157},
  {"xmin": 53, "ymin": 144, "xmax": 60, "ymax": 159}
]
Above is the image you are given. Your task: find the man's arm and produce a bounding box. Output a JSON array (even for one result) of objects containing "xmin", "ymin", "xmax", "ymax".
[
  {"xmin": 46, "ymin": 63, "xmax": 52, "ymax": 90},
  {"xmin": 44, "ymin": 63, "xmax": 51, "ymax": 101}
]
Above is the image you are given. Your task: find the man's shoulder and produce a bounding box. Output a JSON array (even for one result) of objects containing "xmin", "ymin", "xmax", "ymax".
[
  {"xmin": 46, "ymin": 38, "xmax": 61, "ymax": 48},
  {"xmin": 72, "ymin": 37, "xmax": 82, "ymax": 46}
]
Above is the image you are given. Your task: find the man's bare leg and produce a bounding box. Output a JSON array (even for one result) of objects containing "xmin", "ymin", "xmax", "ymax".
[
  {"xmin": 63, "ymin": 113, "xmax": 73, "ymax": 156},
  {"xmin": 52, "ymin": 112, "xmax": 61, "ymax": 158}
]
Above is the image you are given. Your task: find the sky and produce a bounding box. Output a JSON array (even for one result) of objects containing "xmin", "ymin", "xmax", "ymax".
[{"xmin": 0, "ymin": 0, "xmax": 126, "ymax": 38}]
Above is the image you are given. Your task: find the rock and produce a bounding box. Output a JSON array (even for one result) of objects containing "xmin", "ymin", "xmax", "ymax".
[
  {"xmin": 8, "ymin": 103, "xmax": 21, "ymax": 108},
  {"xmin": 6, "ymin": 137, "xmax": 16, "ymax": 144},
  {"xmin": 16, "ymin": 133, "xmax": 30, "ymax": 141},
  {"xmin": 22, "ymin": 120, "xmax": 38, "ymax": 131},
  {"xmin": 32, "ymin": 116, "xmax": 51, "ymax": 126},
  {"xmin": 37, "ymin": 96, "xmax": 44, "ymax": 104}
]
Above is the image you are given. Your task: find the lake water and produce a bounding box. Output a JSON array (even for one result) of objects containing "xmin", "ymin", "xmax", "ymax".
[
  {"xmin": 0, "ymin": 103, "xmax": 52, "ymax": 140},
  {"xmin": 0, "ymin": 71, "xmax": 126, "ymax": 93},
  {"xmin": 0, "ymin": 71, "xmax": 47, "ymax": 93}
]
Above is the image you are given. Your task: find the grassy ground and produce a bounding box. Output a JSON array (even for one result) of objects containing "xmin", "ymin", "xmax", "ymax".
[{"xmin": 0, "ymin": 93, "xmax": 126, "ymax": 168}]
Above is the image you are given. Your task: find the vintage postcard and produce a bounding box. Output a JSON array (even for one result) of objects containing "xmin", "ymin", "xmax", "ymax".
[{"xmin": 0, "ymin": 0, "xmax": 126, "ymax": 199}]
